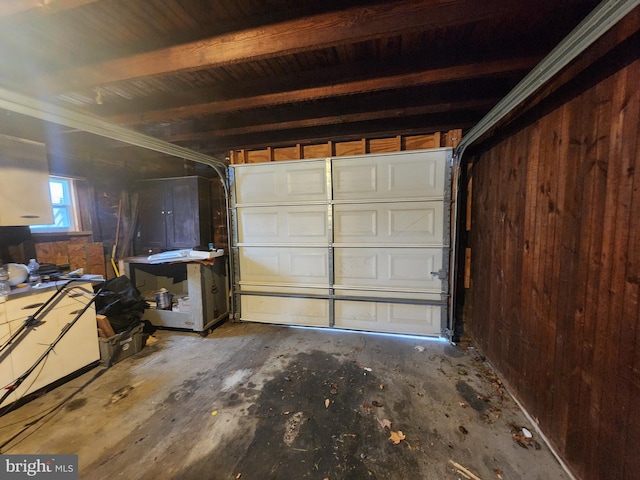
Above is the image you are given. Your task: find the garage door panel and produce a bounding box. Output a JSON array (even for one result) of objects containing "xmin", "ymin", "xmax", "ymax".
[
  {"xmin": 333, "ymin": 163, "xmax": 377, "ymax": 195},
  {"xmin": 241, "ymin": 295, "xmax": 329, "ymax": 327},
  {"xmin": 233, "ymin": 148, "xmax": 452, "ymax": 337},
  {"xmin": 235, "ymin": 160, "xmax": 327, "ymax": 204},
  {"xmin": 334, "ymin": 247, "xmax": 443, "ymax": 291},
  {"xmin": 333, "ymin": 150, "xmax": 447, "ymax": 200},
  {"xmin": 334, "ymin": 289, "xmax": 442, "ymax": 301},
  {"xmin": 238, "ymin": 205, "xmax": 328, "ymax": 244},
  {"xmin": 335, "ymin": 300, "xmax": 440, "ymax": 335},
  {"xmin": 334, "ymin": 202, "xmax": 443, "ymax": 245},
  {"xmin": 239, "ymin": 247, "xmax": 329, "ymax": 286},
  {"xmin": 240, "ymin": 285, "xmax": 331, "ymax": 296},
  {"xmin": 388, "ymin": 157, "xmax": 440, "ymax": 193}
]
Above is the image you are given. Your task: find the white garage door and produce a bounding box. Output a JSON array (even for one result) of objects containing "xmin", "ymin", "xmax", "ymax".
[{"xmin": 231, "ymin": 148, "xmax": 452, "ymax": 336}]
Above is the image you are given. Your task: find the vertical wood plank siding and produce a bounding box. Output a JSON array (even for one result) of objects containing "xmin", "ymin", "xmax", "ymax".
[{"xmin": 469, "ymin": 33, "xmax": 640, "ymax": 480}]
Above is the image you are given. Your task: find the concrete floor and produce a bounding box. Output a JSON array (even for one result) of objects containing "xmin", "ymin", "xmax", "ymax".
[{"xmin": 0, "ymin": 322, "xmax": 570, "ymax": 480}]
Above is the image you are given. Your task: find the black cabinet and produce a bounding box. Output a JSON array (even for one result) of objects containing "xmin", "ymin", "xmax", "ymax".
[{"xmin": 136, "ymin": 176, "xmax": 212, "ymax": 254}]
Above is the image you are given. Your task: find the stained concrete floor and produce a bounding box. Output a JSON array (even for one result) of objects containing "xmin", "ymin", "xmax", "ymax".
[{"xmin": 0, "ymin": 322, "xmax": 570, "ymax": 480}]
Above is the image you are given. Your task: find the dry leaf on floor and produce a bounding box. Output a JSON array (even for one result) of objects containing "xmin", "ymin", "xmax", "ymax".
[
  {"xmin": 494, "ymin": 468, "xmax": 503, "ymax": 479},
  {"xmin": 459, "ymin": 425, "xmax": 469, "ymax": 435},
  {"xmin": 372, "ymin": 400, "xmax": 383, "ymax": 407},
  {"xmin": 379, "ymin": 384, "xmax": 384, "ymax": 389},
  {"xmin": 325, "ymin": 398, "xmax": 330, "ymax": 408},
  {"xmin": 459, "ymin": 402, "xmax": 468, "ymax": 408},
  {"xmin": 236, "ymin": 474, "xmax": 242, "ymax": 479},
  {"xmin": 389, "ymin": 430, "xmax": 405, "ymax": 444},
  {"xmin": 377, "ymin": 418, "xmax": 392, "ymax": 429}
]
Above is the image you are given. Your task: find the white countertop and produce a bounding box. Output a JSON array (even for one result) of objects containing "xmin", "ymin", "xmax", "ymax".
[{"xmin": 4, "ymin": 274, "xmax": 104, "ymax": 299}]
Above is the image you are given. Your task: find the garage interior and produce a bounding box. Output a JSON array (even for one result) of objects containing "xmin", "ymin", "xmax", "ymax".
[{"xmin": 0, "ymin": 1, "xmax": 639, "ymax": 479}]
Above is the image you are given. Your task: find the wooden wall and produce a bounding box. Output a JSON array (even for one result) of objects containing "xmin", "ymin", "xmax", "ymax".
[
  {"xmin": 35, "ymin": 237, "xmax": 106, "ymax": 277},
  {"xmin": 467, "ymin": 14, "xmax": 640, "ymax": 480}
]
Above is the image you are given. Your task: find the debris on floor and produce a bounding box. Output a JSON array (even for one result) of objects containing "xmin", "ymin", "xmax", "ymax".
[
  {"xmin": 377, "ymin": 418, "xmax": 392, "ymax": 429},
  {"xmin": 389, "ymin": 431, "xmax": 405, "ymax": 444},
  {"xmin": 0, "ymin": 323, "xmax": 573, "ymax": 480},
  {"xmin": 449, "ymin": 460, "xmax": 484, "ymax": 480},
  {"xmin": 509, "ymin": 423, "xmax": 541, "ymax": 450}
]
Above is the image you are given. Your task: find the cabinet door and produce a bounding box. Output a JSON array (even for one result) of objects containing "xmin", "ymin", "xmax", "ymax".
[
  {"xmin": 137, "ymin": 182, "xmax": 167, "ymax": 252},
  {"xmin": 0, "ymin": 304, "xmax": 17, "ymax": 407},
  {"xmin": 0, "ymin": 135, "xmax": 53, "ymax": 226},
  {"xmin": 166, "ymin": 177, "xmax": 210, "ymax": 249},
  {"xmin": 8, "ymin": 315, "xmax": 63, "ymax": 398},
  {"xmin": 55, "ymin": 303, "xmax": 99, "ymax": 378}
]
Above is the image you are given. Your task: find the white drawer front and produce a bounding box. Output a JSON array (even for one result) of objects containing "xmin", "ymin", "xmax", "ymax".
[{"xmin": 5, "ymin": 285, "xmax": 93, "ymax": 321}]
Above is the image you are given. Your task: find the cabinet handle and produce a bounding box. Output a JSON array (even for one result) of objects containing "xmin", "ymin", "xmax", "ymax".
[
  {"xmin": 161, "ymin": 210, "xmax": 165, "ymax": 215},
  {"xmin": 167, "ymin": 210, "xmax": 173, "ymax": 215},
  {"xmin": 22, "ymin": 302, "xmax": 45, "ymax": 310}
]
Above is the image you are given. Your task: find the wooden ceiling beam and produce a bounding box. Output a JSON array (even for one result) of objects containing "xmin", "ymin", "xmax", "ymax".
[
  {"xmin": 162, "ymin": 98, "xmax": 499, "ymax": 142},
  {"xmin": 109, "ymin": 56, "xmax": 539, "ymax": 125},
  {"xmin": 0, "ymin": 0, "xmax": 97, "ymax": 17},
  {"xmin": 39, "ymin": 0, "xmax": 567, "ymax": 93}
]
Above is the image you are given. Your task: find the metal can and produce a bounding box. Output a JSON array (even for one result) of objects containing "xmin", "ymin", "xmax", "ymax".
[{"xmin": 155, "ymin": 288, "xmax": 172, "ymax": 310}]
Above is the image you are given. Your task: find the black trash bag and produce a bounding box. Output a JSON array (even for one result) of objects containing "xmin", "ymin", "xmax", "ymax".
[{"xmin": 94, "ymin": 275, "xmax": 149, "ymax": 334}]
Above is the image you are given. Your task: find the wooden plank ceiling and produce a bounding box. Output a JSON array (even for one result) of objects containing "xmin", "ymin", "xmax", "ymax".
[{"xmin": 0, "ymin": 0, "xmax": 599, "ymax": 161}]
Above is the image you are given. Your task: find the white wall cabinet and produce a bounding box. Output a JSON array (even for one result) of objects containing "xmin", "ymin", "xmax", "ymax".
[{"xmin": 0, "ymin": 134, "xmax": 53, "ymax": 226}]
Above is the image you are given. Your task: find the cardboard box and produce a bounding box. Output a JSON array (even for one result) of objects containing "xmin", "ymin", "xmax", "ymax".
[{"xmin": 177, "ymin": 296, "xmax": 190, "ymax": 313}]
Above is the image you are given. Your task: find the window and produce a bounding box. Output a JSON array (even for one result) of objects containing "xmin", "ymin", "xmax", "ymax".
[{"xmin": 30, "ymin": 176, "xmax": 80, "ymax": 233}]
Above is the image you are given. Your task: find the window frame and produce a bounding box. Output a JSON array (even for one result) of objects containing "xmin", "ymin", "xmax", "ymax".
[{"xmin": 29, "ymin": 175, "xmax": 81, "ymax": 233}]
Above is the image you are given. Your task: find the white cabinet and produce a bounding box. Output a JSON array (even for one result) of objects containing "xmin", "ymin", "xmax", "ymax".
[
  {"xmin": 0, "ymin": 298, "xmax": 17, "ymax": 405},
  {"xmin": 122, "ymin": 258, "xmax": 229, "ymax": 334},
  {"xmin": 0, "ymin": 282, "xmax": 99, "ymax": 408},
  {"xmin": 0, "ymin": 134, "xmax": 53, "ymax": 226}
]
